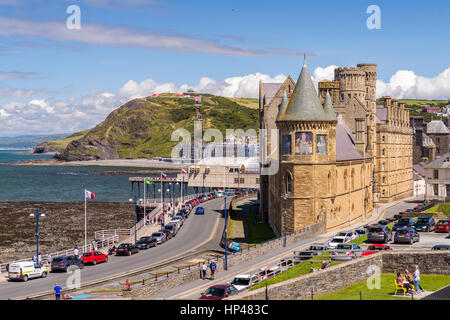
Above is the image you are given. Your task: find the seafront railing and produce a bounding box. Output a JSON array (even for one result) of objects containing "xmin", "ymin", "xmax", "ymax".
[{"xmin": 0, "ymin": 234, "xmax": 118, "ymax": 273}]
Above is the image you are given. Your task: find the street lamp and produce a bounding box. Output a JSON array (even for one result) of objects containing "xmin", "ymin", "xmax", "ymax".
[
  {"xmin": 30, "ymin": 209, "xmax": 45, "ymax": 264},
  {"xmin": 129, "ymin": 196, "xmax": 139, "ymax": 244}
]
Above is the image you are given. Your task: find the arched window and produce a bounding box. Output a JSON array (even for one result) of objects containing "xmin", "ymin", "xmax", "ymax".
[
  {"xmin": 351, "ymin": 168, "xmax": 355, "ymax": 189},
  {"xmin": 344, "ymin": 170, "xmax": 348, "ymax": 191},
  {"xmin": 286, "ymin": 174, "xmax": 292, "ymax": 194}
]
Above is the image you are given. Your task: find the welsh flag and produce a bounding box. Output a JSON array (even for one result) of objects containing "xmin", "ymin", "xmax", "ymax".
[
  {"xmin": 225, "ymin": 166, "xmax": 230, "ymax": 172},
  {"xmin": 85, "ymin": 190, "xmax": 95, "ymax": 200}
]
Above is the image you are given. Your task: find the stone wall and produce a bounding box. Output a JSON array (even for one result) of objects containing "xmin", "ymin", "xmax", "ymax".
[
  {"xmin": 229, "ymin": 254, "xmax": 383, "ymax": 300},
  {"xmin": 125, "ymin": 221, "xmax": 325, "ymax": 299},
  {"xmin": 226, "ymin": 251, "xmax": 450, "ymax": 300}
]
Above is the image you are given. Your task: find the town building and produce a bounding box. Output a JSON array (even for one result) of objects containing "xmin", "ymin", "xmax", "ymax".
[
  {"xmin": 259, "ymin": 61, "xmax": 413, "ymax": 235},
  {"xmin": 424, "ymin": 153, "xmax": 450, "ymax": 201}
]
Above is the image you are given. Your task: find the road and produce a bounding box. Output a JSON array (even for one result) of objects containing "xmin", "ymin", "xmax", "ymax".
[{"xmin": 0, "ymin": 197, "xmax": 230, "ymax": 300}]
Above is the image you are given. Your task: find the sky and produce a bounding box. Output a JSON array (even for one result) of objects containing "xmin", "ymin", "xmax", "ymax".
[{"xmin": 0, "ymin": 0, "xmax": 450, "ymax": 136}]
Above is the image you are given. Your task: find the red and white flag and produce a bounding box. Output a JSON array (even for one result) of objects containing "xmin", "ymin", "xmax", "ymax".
[
  {"xmin": 85, "ymin": 190, "xmax": 95, "ymax": 200},
  {"xmin": 161, "ymin": 172, "xmax": 167, "ymax": 179},
  {"xmin": 181, "ymin": 169, "xmax": 187, "ymax": 174}
]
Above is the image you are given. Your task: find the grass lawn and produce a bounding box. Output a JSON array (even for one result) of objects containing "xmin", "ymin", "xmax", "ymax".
[
  {"xmin": 424, "ymin": 204, "xmax": 450, "ymax": 218},
  {"xmin": 316, "ymin": 274, "xmax": 450, "ymax": 300},
  {"xmin": 249, "ymin": 260, "xmax": 343, "ymax": 291}
]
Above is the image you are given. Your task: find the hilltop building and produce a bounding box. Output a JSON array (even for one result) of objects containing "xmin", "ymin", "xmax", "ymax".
[{"xmin": 259, "ymin": 62, "xmax": 413, "ymax": 234}]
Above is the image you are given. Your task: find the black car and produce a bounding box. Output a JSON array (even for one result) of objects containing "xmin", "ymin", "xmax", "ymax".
[
  {"xmin": 135, "ymin": 236, "xmax": 157, "ymax": 249},
  {"xmin": 51, "ymin": 255, "xmax": 84, "ymax": 272},
  {"xmin": 431, "ymin": 244, "xmax": 450, "ymax": 251},
  {"xmin": 116, "ymin": 243, "xmax": 139, "ymax": 256},
  {"xmin": 392, "ymin": 218, "xmax": 416, "ymax": 231},
  {"xmin": 414, "ymin": 217, "xmax": 436, "ymax": 232}
]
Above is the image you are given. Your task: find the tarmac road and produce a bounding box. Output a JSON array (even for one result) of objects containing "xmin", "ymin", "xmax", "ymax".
[{"xmin": 0, "ymin": 197, "xmax": 229, "ymax": 300}]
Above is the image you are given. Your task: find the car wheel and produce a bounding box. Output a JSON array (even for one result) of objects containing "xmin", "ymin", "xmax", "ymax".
[
  {"xmin": 23, "ymin": 275, "xmax": 28, "ymax": 282},
  {"xmin": 93, "ymin": 259, "xmax": 97, "ymax": 265},
  {"xmin": 41, "ymin": 271, "xmax": 47, "ymax": 278}
]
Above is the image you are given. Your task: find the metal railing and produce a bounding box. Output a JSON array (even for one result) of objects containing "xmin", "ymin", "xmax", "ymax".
[{"xmin": 0, "ymin": 234, "xmax": 118, "ymax": 273}]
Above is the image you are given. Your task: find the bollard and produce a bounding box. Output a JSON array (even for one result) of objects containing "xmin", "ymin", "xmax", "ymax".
[
  {"xmin": 178, "ymin": 267, "xmax": 180, "ymax": 274},
  {"xmin": 142, "ymin": 277, "xmax": 145, "ymax": 285}
]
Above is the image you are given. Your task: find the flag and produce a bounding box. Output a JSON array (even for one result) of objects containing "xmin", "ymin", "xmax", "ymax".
[
  {"xmin": 225, "ymin": 166, "xmax": 230, "ymax": 172},
  {"xmin": 181, "ymin": 169, "xmax": 187, "ymax": 174},
  {"xmin": 145, "ymin": 178, "xmax": 154, "ymax": 185},
  {"xmin": 85, "ymin": 190, "xmax": 95, "ymax": 200},
  {"xmin": 161, "ymin": 172, "xmax": 167, "ymax": 179}
]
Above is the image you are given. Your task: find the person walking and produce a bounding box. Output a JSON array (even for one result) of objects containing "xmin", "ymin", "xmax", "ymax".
[
  {"xmin": 209, "ymin": 261, "xmax": 217, "ymax": 280},
  {"xmin": 54, "ymin": 283, "xmax": 62, "ymax": 300},
  {"xmin": 92, "ymin": 239, "xmax": 97, "ymax": 251},
  {"xmin": 47, "ymin": 253, "xmax": 52, "ymax": 265},
  {"xmin": 413, "ymin": 265, "xmax": 423, "ymax": 293},
  {"xmin": 74, "ymin": 246, "xmax": 79, "ymax": 257},
  {"xmin": 201, "ymin": 262, "xmax": 208, "ymax": 280}
]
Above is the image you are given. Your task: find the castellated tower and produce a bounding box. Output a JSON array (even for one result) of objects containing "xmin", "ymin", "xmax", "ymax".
[{"xmin": 334, "ymin": 67, "xmax": 366, "ymax": 103}]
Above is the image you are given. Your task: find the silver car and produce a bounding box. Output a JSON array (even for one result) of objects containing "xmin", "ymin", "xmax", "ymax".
[
  {"xmin": 151, "ymin": 231, "xmax": 167, "ymax": 244},
  {"xmin": 331, "ymin": 243, "xmax": 364, "ymax": 261}
]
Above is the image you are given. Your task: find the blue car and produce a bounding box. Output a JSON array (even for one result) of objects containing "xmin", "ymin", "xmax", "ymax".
[{"xmin": 195, "ymin": 206, "xmax": 205, "ymax": 215}]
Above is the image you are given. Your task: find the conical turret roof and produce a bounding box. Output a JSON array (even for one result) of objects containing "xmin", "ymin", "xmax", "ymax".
[
  {"xmin": 276, "ymin": 90, "xmax": 289, "ymax": 121},
  {"xmin": 278, "ymin": 61, "xmax": 335, "ymax": 122}
]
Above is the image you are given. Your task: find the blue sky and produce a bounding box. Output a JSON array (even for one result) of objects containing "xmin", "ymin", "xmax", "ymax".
[{"xmin": 0, "ymin": 0, "xmax": 449, "ymax": 135}]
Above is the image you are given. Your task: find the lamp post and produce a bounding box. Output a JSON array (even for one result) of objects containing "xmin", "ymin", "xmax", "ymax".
[
  {"xmin": 30, "ymin": 209, "xmax": 45, "ymax": 264},
  {"xmin": 281, "ymin": 194, "xmax": 288, "ymax": 247},
  {"xmin": 224, "ymin": 196, "xmax": 228, "ymax": 271},
  {"xmin": 129, "ymin": 195, "xmax": 139, "ymax": 244}
]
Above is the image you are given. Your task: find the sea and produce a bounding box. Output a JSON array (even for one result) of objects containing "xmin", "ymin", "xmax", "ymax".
[{"xmin": 0, "ymin": 150, "xmax": 190, "ymax": 202}]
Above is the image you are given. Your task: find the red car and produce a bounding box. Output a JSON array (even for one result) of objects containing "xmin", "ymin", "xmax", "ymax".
[
  {"xmin": 81, "ymin": 251, "xmax": 109, "ymax": 265},
  {"xmin": 361, "ymin": 244, "xmax": 392, "ymax": 256},
  {"xmin": 199, "ymin": 284, "xmax": 238, "ymax": 300},
  {"xmin": 435, "ymin": 219, "xmax": 450, "ymax": 233}
]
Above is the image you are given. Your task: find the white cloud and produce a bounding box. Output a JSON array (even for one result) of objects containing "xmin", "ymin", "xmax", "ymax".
[{"xmin": 2, "ymin": 66, "xmax": 450, "ymax": 136}]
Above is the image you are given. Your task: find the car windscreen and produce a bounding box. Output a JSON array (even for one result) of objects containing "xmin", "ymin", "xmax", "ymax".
[
  {"xmin": 416, "ymin": 218, "xmax": 429, "ymax": 224},
  {"xmin": 398, "ymin": 219, "xmax": 411, "ymax": 224},
  {"xmin": 82, "ymin": 253, "xmax": 92, "ymax": 257},
  {"xmin": 336, "ymin": 244, "xmax": 353, "ymax": 250},
  {"xmin": 397, "ymin": 229, "xmax": 410, "ymax": 234},
  {"xmin": 232, "ymin": 278, "xmax": 250, "ymax": 286},
  {"xmin": 52, "ymin": 258, "xmax": 63, "ymax": 262},
  {"xmin": 309, "ymin": 246, "xmax": 324, "ymax": 250},
  {"xmin": 152, "ymin": 233, "xmax": 162, "ymax": 237},
  {"xmin": 203, "ymin": 287, "xmax": 225, "ymax": 297},
  {"xmin": 331, "ymin": 238, "xmax": 344, "ymax": 243}
]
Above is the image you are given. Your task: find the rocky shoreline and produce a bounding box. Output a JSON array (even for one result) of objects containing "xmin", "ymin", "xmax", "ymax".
[{"xmin": 0, "ymin": 201, "xmax": 135, "ymax": 263}]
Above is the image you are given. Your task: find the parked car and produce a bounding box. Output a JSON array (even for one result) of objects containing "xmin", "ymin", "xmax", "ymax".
[
  {"xmin": 392, "ymin": 218, "xmax": 416, "ymax": 231},
  {"xmin": 116, "ymin": 243, "xmax": 139, "ymax": 256},
  {"xmin": 431, "ymin": 244, "xmax": 450, "ymax": 250},
  {"xmin": 331, "ymin": 243, "xmax": 364, "ymax": 261},
  {"xmin": 307, "ymin": 243, "xmax": 328, "ymax": 253},
  {"xmin": 257, "ymin": 265, "xmax": 281, "ymax": 281},
  {"xmin": 414, "ymin": 217, "xmax": 436, "ymax": 232},
  {"xmin": 163, "ymin": 225, "xmax": 177, "ymax": 238},
  {"xmin": 367, "ymin": 225, "xmax": 393, "ymax": 243},
  {"xmin": 229, "ymin": 274, "xmax": 259, "ymax": 292},
  {"xmin": 170, "ymin": 218, "xmax": 183, "ymax": 228},
  {"xmin": 413, "ymin": 204, "xmax": 425, "ymax": 210},
  {"xmin": 356, "ymin": 228, "xmax": 368, "ymax": 237},
  {"xmin": 175, "ymin": 212, "xmax": 187, "ymax": 220},
  {"xmin": 279, "ymin": 257, "xmax": 297, "ymax": 270},
  {"xmin": 51, "ymin": 255, "xmax": 84, "ymax": 272},
  {"xmin": 151, "ymin": 231, "xmax": 167, "ymax": 244},
  {"xmin": 394, "ymin": 228, "xmax": 420, "ymax": 244},
  {"xmin": 135, "ymin": 236, "xmax": 157, "ymax": 249},
  {"xmin": 195, "ymin": 206, "xmax": 205, "ymax": 215},
  {"xmin": 8, "ymin": 262, "xmax": 48, "ymax": 281},
  {"xmin": 81, "ymin": 251, "xmax": 109, "ymax": 265},
  {"xmin": 435, "ymin": 219, "xmax": 450, "ymax": 233},
  {"xmin": 199, "ymin": 284, "xmax": 238, "ymax": 300},
  {"xmin": 327, "ymin": 236, "xmax": 348, "ymax": 248},
  {"xmin": 378, "ymin": 220, "xmax": 390, "ymax": 226},
  {"xmin": 361, "ymin": 244, "xmax": 392, "ymax": 256},
  {"xmin": 335, "ymin": 231, "xmax": 357, "ymax": 241},
  {"xmin": 294, "ymin": 251, "xmax": 319, "ymax": 262},
  {"xmin": 216, "ymin": 191, "xmax": 224, "ymax": 198}
]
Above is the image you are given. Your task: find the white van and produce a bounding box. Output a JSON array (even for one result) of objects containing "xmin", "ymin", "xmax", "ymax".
[{"xmin": 8, "ymin": 261, "xmax": 48, "ymax": 282}]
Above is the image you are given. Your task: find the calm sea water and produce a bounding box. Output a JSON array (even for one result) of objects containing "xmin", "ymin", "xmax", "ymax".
[{"xmin": 0, "ymin": 150, "xmax": 191, "ymax": 202}]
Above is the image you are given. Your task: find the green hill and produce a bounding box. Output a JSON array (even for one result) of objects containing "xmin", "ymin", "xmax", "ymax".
[{"xmin": 53, "ymin": 94, "xmax": 259, "ymax": 161}]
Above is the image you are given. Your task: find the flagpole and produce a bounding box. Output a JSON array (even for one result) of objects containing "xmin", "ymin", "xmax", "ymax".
[
  {"xmin": 161, "ymin": 171, "xmax": 164, "ymax": 227},
  {"xmin": 144, "ymin": 178, "xmax": 146, "ymax": 225},
  {"xmin": 84, "ymin": 189, "xmax": 87, "ymax": 250}
]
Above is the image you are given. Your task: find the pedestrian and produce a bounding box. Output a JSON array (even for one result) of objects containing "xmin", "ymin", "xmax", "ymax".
[
  {"xmin": 47, "ymin": 253, "xmax": 52, "ymax": 265},
  {"xmin": 201, "ymin": 262, "xmax": 208, "ymax": 280},
  {"xmin": 74, "ymin": 246, "xmax": 79, "ymax": 257},
  {"xmin": 413, "ymin": 265, "xmax": 423, "ymax": 293},
  {"xmin": 209, "ymin": 261, "xmax": 216, "ymax": 280},
  {"xmin": 54, "ymin": 283, "xmax": 62, "ymax": 300},
  {"xmin": 125, "ymin": 279, "xmax": 131, "ymax": 291},
  {"xmin": 38, "ymin": 252, "xmax": 42, "ymax": 264},
  {"xmin": 92, "ymin": 240, "xmax": 97, "ymax": 251},
  {"xmin": 32, "ymin": 255, "xmax": 36, "ymax": 262}
]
